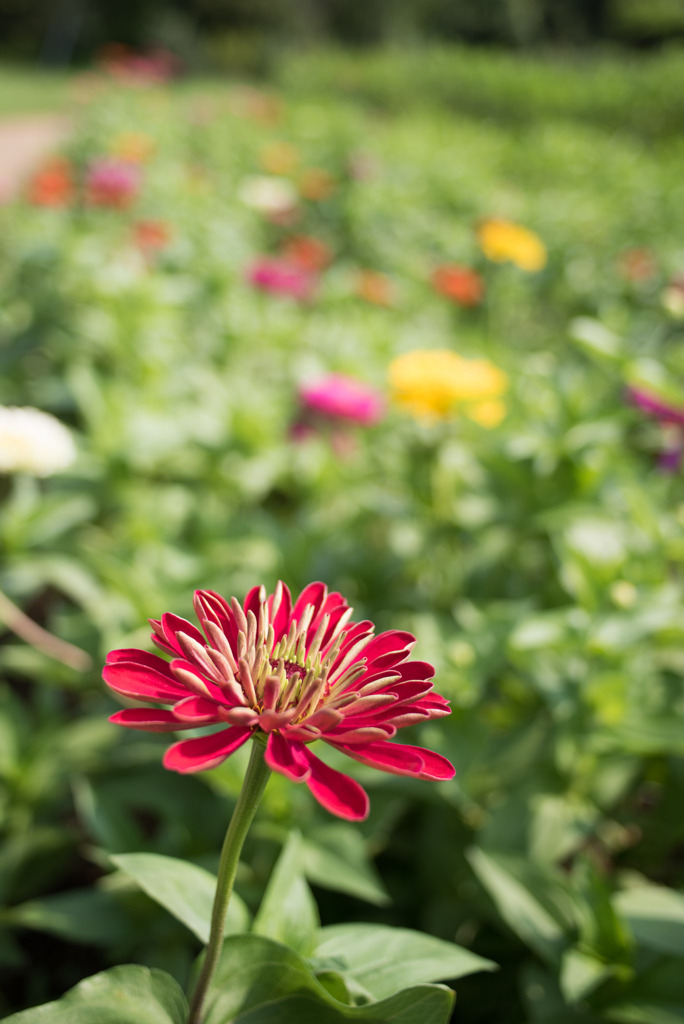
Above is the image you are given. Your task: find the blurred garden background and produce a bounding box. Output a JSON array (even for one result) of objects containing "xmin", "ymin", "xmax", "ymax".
[{"xmin": 2, "ymin": 0, "xmax": 684, "ymax": 1021}]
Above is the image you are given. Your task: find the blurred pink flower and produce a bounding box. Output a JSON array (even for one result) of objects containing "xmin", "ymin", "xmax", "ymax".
[
  {"xmin": 86, "ymin": 159, "xmax": 141, "ymax": 208},
  {"xmin": 627, "ymin": 384, "xmax": 684, "ymax": 471},
  {"xmin": 299, "ymin": 374, "xmax": 385, "ymax": 427},
  {"xmin": 247, "ymin": 257, "xmax": 316, "ymax": 301},
  {"xmin": 104, "ymin": 581, "xmax": 454, "ymax": 820}
]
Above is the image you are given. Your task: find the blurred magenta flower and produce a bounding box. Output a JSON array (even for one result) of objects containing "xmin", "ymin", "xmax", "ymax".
[
  {"xmin": 627, "ymin": 385, "xmax": 684, "ymax": 471},
  {"xmin": 98, "ymin": 43, "xmax": 180, "ymax": 85},
  {"xmin": 86, "ymin": 159, "xmax": 141, "ymax": 208},
  {"xmin": 247, "ymin": 257, "xmax": 315, "ymax": 301},
  {"xmin": 298, "ymin": 374, "xmax": 385, "ymax": 427},
  {"xmin": 104, "ymin": 582, "xmax": 454, "ymax": 820}
]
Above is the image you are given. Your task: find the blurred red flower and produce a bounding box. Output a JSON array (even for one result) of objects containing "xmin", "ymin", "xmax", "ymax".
[{"xmin": 431, "ymin": 264, "xmax": 484, "ymax": 307}]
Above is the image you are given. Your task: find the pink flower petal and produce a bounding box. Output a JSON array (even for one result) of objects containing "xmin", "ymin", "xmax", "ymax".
[
  {"xmin": 332, "ymin": 739, "xmax": 425, "ymax": 777},
  {"xmin": 336, "ymin": 621, "xmax": 374, "ymax": 657},
  {"xmin": 161, "ymin": 613, "xmax": 205, "ymax": 654},
  {"xmin": 393, "ymin": 660, "xmax": 435, "ymax": 681},
  {"xmin": 103, "ymin": 662, "xmax": 187, "ymax": 702},
  {"xmin": 265, "ymin": 733, "xmax": 311, "ymax": 781},
  {"xmin": 268, "ymin": 582, "xmax": 292, "ymax": 641},
  {"xmin": 292, "ymin": 581, "xmax": 328, "ymax": 624},
  {"xmin": 105, "ymin": 648, "xmax": 171, "ymax": 671},
  {"xmin": 194, "ymin": 590, "xmax": 238, "ymax": 648},
  {"xmin": 359, "ymin": 631, "xmax": 416, "ymax": 665},
  {"xmin": 414, "ymin": 695, "xmax": 452, "ymax": 718},
  {"xmin": 172, "ymin": 696, "xmax": 222, "ymax": 723},
  {"xmin": 411, "ymin": 746, "xmax": 456, "ymax": 780},
  {"xmin": 302, "ymin": 747, "xmax": 369, "ymax": 821},
  {"xmin": 328, "ymin": 725, "xmax": 396, "ymax": 744},
  {"xmin": 163, "ymin": 727, "xmax": 252, "ymax": 773},
  {"xmin": 109, "ymin": 708, "xmax": 196, "ymax": 732},
  {"xmin": 244, "ymin": 585, "xmax": 267, "ymax": 619}
]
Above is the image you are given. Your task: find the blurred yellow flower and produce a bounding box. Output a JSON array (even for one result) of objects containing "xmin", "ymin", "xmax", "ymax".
[
  {"xmin": 299, "ymin": 168, "xmax": 336, "ymax": 201},
  {"xmin": 388, "ymin": 350, "xmax": 508, "ymax": 424},
  {"xmin": 110, "ymin": 131, "xmax": 156, "ymax": 163},
  {"xmin": 260, "ymin": 140, "xmax": 299, "ymax": 175},
  {"xmin": 477, "ymin": 218, "xmax": 547, "ymax": 272}
]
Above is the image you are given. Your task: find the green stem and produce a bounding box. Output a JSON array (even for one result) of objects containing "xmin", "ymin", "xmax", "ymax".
[{"xmin": 187, "ymin": 739, "xmax": 271, "ymax": 1024}]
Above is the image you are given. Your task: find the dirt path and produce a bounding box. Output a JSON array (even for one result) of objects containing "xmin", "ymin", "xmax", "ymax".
[{"xmin": 0, "ymin": 113, "xmax": 73, "ymax": 202}]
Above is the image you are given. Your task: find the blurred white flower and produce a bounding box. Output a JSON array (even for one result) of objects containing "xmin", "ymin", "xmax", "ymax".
[
  {"xmin": 0, "ymin": 406, "xmax": 77, "ymax": 477},
  {"xmin": 237, "ymin": 175, "xmax": 297, "ymax": 215}
]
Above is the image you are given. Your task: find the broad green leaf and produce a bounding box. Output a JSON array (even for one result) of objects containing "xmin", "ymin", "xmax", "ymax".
[
  {"xmin": 614, "ymin": 884, "xmax": 684, "ymax": 957},
  {"xmin": 560, "ymin": 948, "xmax": 617, "ymax": 1003},
  {"xmin": 467, "ymin": 848, "xmax": 568, "ymax": 964},
  {"xmin": 603, "ymin": 957, "xmax": 684, "ymax": 1024},
  {"xmin": 110, "ymin": 852, "xmax": 249, "ymax": 943},
  {"xmin": 606, "ymin": 718, "xmax": 684, "ymax": 756},
  {"xmin": 2, "ymin": 965, "xmax": 187, "ymax": 1023},
  {"xmin": 605, "ymin": 1004, "xmax": 684, "ymax": 1024},
  {"xmin": 252, "ymin": 831, "xmax": 319, "ymax": 955},
  {"xmin": 202, "ymin": 934, "xmax": 453, "ymax": 1024},
  {"xmin": 569, "ymin": 317, "xmax": 622, "ymax": 360},
  {"xmin": 301, "ymin": 825, "xmax": 390, "ymax": 906},
  {"xmin": 226, "ymin": 985, "xmax": 454, "ymax": 1023},
  {"xmin": 315, "ymin": 922, "xmax": 496, "ymax": 999},
  {"xmin": 5, "ymin": 887, "xmax": 131, "ymax": 946}
]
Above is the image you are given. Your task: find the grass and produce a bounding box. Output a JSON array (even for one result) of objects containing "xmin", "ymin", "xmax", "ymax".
[{"xmin": 0, "ymin": 63, "xmax": 74, "ymax": 116}]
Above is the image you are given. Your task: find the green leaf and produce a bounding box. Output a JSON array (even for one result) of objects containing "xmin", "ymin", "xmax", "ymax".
[
  {"xmin": 614, "ymin": 883, "xmax": 684, "ymax": 957},
  {"xmin": 202, "ymin": 934, "xmax": 453, "ymax": 1024},
  {"xmin": 559, "ymin": 948, "xmax": 618, "ymax": 1003},
  {"xmin": 1, "ymin": 965, "xmax": 187, "ymax": 1023},
  {"xmin": 604, "ymin": 1003, "xmax": 684, "ymax": 1024},
  {"xmin": 569, "ymin": 317, "xmax": 622, "ymax": 360},
  {"xmin": 5, "ymin": 887, "xmax": 131, "ymax": 946},
  {"xmin": 315, "ymin": 923, "xmax": 496, "ymax": 1000},
  {"xmin": 252, "ymin": 831, "xmax": 319, "ymax": 955},
  {"xmin": 467, "ymin": 848, "xmax": 569, "ymax": 964},
  {"xmin": 300, "ymin": 825, "xmax": 390, "ymax": 906},
  {"xmin": 226, "ymin": 986, "xmax": 455, "ymax": 1023},
  {"xmin": 602, "ymin": 957, "xmax": 684, "ymax": 1024},
  {"xmin": 110, "ymin": 852, "xmax": 249, "ymax": 943}
]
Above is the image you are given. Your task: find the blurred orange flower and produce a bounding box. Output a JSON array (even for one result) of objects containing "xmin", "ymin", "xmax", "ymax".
[
  {"xmin": 281, "ymin": 235, "xmax": 333, "ymax": 272},
  {"xmin": 134, "ymin": 220, "xmax": 172, "ymax": 253},
  {"xmin": 477, "ymin": 218, "xmax": 547, "ymax": 272},
  {"xmin": 355, "ymin": 270, "xmax": 395, "ymax": 307},
  {"xmin": 229, "ymin": 87, "xmax": 283, "ymax": 124},
  {"xmin": 26, "ymin": 157, "xmax": 73, "ymax": 207},
  {"xmin": 431, "ymin": 264, "xmax": 484, "ymax": 307},
  {"xmin": 617, "ymin": 247, "xmax": 657, "ymax": 283},
  {"xmin": 299, "ymin": 168, "xmax": 336, "ymax": 201}
]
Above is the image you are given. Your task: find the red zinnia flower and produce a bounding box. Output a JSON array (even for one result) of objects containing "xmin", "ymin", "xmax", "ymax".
[
  {"xmin": 104, "ymin": 581, "xmax": 454, "ymax": 820},
  {"xmin": 432, "ymin": 264, "xmax": 484, "ymax": 307}
]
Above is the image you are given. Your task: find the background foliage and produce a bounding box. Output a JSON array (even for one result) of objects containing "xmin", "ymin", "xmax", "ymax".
[
  {"xmin": 1, "ymin": 42, "xmax": 684, "ymax": 1023},
  {"xmin": 4, "ymin": 0, "xmax": 684, "ymax": 63}
]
